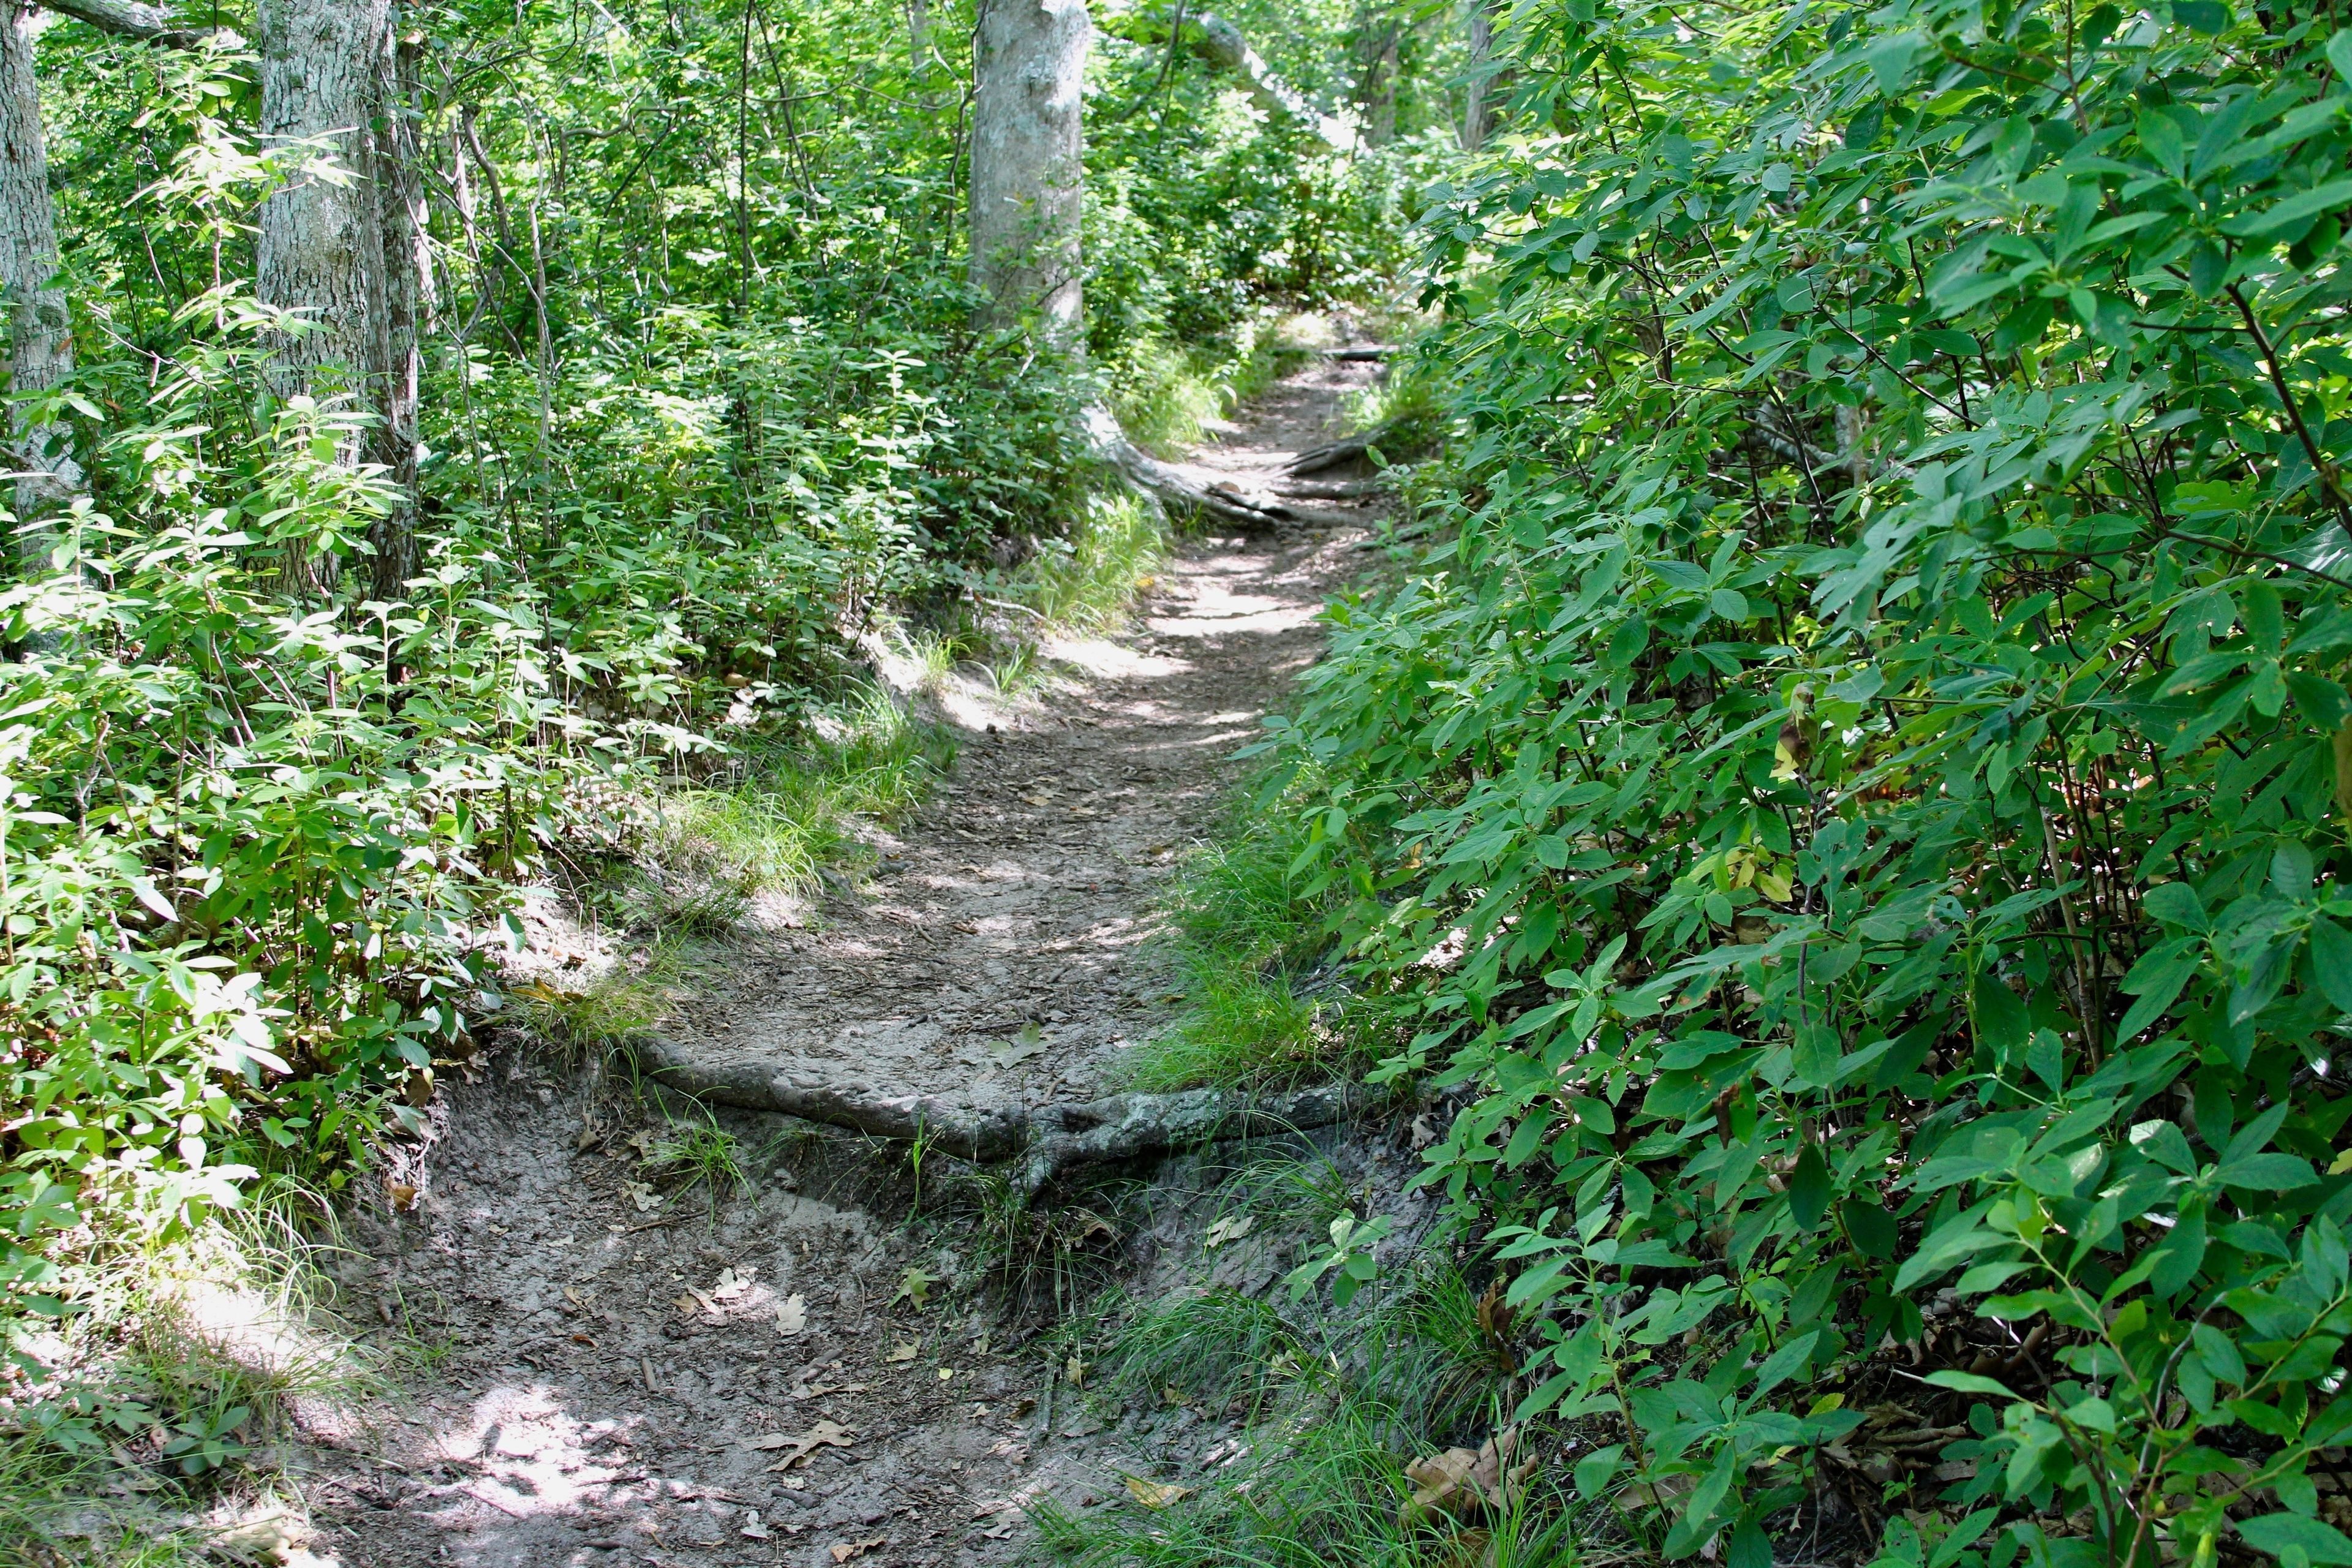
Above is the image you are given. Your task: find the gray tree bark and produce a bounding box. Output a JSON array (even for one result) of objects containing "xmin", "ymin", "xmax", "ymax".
[
  {"xmin": 968, "ymin": 0, "xmax": 1087, "ymax": 348},
  {"xmin": 0, "ymin": 3, "xmax": 77, "ymax": 578},
  {"xmin": 969, "ymin": 0, "xmax": 1317, "ymax": 531},
  {"xmin": 1461, "ymin": 0, "xmax": 1494, "ymax": 151},
  {"xmin": 1360, "ymin": 19, "xmax": 1398, "ymax": 146},
  {"xmin": 370, "ymin": 10, "xmax": 426, "ymax": 601},
  {"xmin": 256, "ymin": 0, "xmax": 395, "ymax": 591}
]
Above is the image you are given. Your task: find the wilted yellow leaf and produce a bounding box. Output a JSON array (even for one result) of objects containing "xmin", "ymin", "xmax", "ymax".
[{"xmin": 1124, "ymin": 1476, "xmax": 1194, "ymax": 1510}]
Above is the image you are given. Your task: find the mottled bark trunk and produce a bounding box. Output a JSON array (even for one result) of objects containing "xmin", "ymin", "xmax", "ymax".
[
  {"xmin": 370, "ymin": 12, "xmax": 427, "ymax": 601},
  {"xmin": 0, "ymin": 2, "xmax": 77, "ymax": 577},
  {"xmin": 1360, "ymin": 20, "xmax": 1398, "ymax": 146},
  {"xmin": 1461, "ymin": 0, "xmax": 1494, "ymax": 151},
  {"xmin": 968, "ymin": 0, "xmax": 1087, "ymax": 347},
  {"xmin": 907, "ymin": 0, "xmax": 932, "ymax": 65}
]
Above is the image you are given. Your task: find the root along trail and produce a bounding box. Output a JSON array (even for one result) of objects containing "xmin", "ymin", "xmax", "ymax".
[{"xmin": 312, "ymin": 355, "xmax": 1391, "ymax": 1568}]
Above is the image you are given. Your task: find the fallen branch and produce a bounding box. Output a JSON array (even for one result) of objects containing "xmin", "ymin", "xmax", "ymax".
[
  {"xmin": 637, "ymin": 1035, "xmax": 1376, "ymax": 1195},
  {"xmin": 1273, "ymin": 475, "xmax": 1385, "ymax": 500},
  {"xmin": 1164, "ymin": 10, "xmax": 1355, "ymax": 151},
  {"xmin": 1287, "ymin": 415, "xmax": 1414, "ymax": 477}
]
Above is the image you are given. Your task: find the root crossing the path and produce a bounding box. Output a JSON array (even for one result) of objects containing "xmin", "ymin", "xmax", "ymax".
[{"xmin": 307, "ymin": 356, "xmax": 1390, "ymax": 1568}]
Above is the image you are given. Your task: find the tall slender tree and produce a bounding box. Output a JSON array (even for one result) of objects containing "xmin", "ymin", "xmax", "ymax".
[
  {"xmin": 2, "ymin": 1, "xmax": 237, "ymax": 584},
  {"xmin": 968, "ymin": 0, "xmax": 1294, "ymax": 530},
  {"xmin": 968, "ymin": 0, "xmax": 1088, "ymax": 347},
  {"xmin": 372, "ymin": 9, "xmax": 427, "ymax": 599},
  {"xmin": 0, "ymin": 2, "xmax": 76, "ymax": 576},
  {"xmin": 1460, "ymin": 0, "xmax": 1495, "ymax": 151}
]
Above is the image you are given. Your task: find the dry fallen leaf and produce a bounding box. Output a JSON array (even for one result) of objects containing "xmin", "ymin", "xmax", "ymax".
[
  {"xmin": 988, "ymin": 1026, "xmax": 1049, "ymax": 1068},
  {"xmin": 628, "ymin": 1128, "xmax": 657, "ymax": 1156},
  {"xmin": 1124, "ymin": 1476, "xmax": 1194, "ymax": 1510},
  {"xmin": 1400, "ymin": 1427, "xmax": 1537, "ymax": 1525},
  {"xmin": 673, "ymin": 1293, "xmax": 702, "ymax": 1315},
  {"xmin": 775, "ymin": 1292, "xmax": 808, "ymax": 1336},
  {"xmin": 830, "ymin": 1534, "xmax": 886, "ymax": 1562},
  {"xmin": 1064, "ymin": 1355, "xmax": 1087, "ymax": 1388},
  {"xmin": 764, "ymin": 1419, "xmax": 857, "ymax": 1472},
  {"xmin": 712, "ymin": 1266, "xmax": 756, "ymax": 1300},
  {"xmin": 1204, "ymin": 1214, "xmax": 1255, "ymax": 1249},
  {"xmin": 386, "ymin": 1182, "xmax": 417, "ymax": 1213},
  {"xmin": 1411, "ymin": 1114, "xmax": 1439, "ymax": 1150},
  {"xmin": 739, "ymin": 1509, "xmax": 769, "ymax": 1540},
  {"xmin": 887, "ymin": 1339, "xmax": 921, "ymax": 1363},
  {"xmin": 1022, "ymin": 794, "xmax": 1051, "ymax": 806},
  {"xmin": 620, "ymin": 1180, "xmax": 662, "ymax": 1212}
]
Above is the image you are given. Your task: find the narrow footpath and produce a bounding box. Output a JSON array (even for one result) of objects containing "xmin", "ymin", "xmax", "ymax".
[{"xmin": 303, "ymin": 355, "xmax": 1390, "ymax": 1568}]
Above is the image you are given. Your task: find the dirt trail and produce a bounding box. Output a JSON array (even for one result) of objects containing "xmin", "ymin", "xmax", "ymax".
[{"xmin": 305, "ymin": 358, "xmax": 1386, "ymax": 1568}]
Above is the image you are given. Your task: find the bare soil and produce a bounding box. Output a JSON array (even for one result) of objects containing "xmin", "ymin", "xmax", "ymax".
[{"xmin": 299, "ymin": 358, "xmax": 1393, "ymax": 1568}]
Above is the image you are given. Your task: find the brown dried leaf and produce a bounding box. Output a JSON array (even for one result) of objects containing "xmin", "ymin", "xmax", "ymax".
[
  {"xmin": 1399, "ymin": 1428, "xmax": 1536, "ymax": 1525},
  {"xmin": 764, "ymin": 1419, "xmax": 858, "ymax": 1471},
  {"xmin": 1124, "ymin": 1476, "xmax": 1194, "ymax": 1510},
  {"xmin": 831, "ymin": 1534, "xmax": 886, "ymax": 1562}
]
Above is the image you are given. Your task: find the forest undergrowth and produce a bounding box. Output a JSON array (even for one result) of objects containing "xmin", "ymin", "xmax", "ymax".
[
  {"xmin": 0, "ymin": 0, "xmax": 1466, "ymax": 1559},
  {"xmin": 22, "ymin": 2, "xmax": 2352, "ymax": 1568}
]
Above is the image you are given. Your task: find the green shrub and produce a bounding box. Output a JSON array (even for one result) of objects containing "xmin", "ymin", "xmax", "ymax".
[{"xmin": 1258, "ymin": 2, "xmax": 2352, "ymax": 1565}]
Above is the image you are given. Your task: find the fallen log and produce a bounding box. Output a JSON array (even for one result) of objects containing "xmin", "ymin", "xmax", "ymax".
[{"xmin": 636, "ymin": 1034, "xmax": 1377, "ymax": 1195}]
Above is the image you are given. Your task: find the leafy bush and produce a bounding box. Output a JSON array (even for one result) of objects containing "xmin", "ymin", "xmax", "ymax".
[{"xmin": 1260, "ymin": 1, "xmax": 2352, "ymax": 1564}]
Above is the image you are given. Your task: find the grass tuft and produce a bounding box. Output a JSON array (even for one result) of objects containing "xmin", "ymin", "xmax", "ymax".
[
  {"xmin": 1034, "ymin": 1259, "xmax": 1573, "ymax": 1568},
  {"xmin": 512, "ymin": 943, "xmax": 684, "ymax": 1058},
  {"xmin": 1109, "ymin": 315, "xmax": 1309, "ymax": 460},
  {"xmin": 644, "ymin": 1110, "xmax": 748, "ymax": 1212},
  {"xmin": 0, "ymin": 1183, "xmax": 377, "ymax": 1567},
  {"xmin": 1117, "ymin": 785, "xmax": 1388, "ymax": 1093},
  {"xmin": 1022, "ymin": 492, "xmax": 1170, "ymax": 636}
]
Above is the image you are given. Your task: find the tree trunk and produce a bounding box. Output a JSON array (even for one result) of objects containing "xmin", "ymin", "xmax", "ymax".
[
  {"xmin": 1182, "ymin": 12, "xmax": 1352, "ymax": 151},
  {"xmin": 1364, "ymin": 28, "xmax": 1397, "ymax": 146},
  {"xmin": 1461, "ymin": 0, "xmax": 1494, "ymax": 151},
  {"xmin": 968, "ymin": 0, "xmax": 1087, "ymax": 348},
  {"xmin": 255, "ymin": 0, "xmax": 395, "ymax": 588},
  {"xmin": 0, "ymin": 2, "xmax": 77, "ymax": 578},
  {"xmin": 371, "ymin": 9, "xmax": 427, "ymax": 601}
]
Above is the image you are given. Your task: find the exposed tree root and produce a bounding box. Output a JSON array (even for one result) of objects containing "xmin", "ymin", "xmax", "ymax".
[
  {"xmin": 637, "ymin": 1035, "xmax": 1374, "ymax": 1196},
  {"xmin": 1084, "ymin": 402, "xmax": 1356, "ymax": 531}
]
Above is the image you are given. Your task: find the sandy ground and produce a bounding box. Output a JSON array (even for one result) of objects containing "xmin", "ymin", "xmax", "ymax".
[{"xmin": 297, "ymin": 357, "xmax": 1396, "ymax": 1568}]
